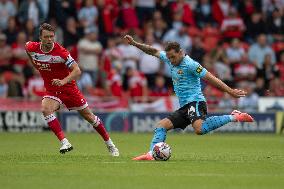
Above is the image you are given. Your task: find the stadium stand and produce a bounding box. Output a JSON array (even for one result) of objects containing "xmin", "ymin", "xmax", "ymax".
[{"xmin": 0, "ymin": 0, "xmax": 284, "ymax": 112}]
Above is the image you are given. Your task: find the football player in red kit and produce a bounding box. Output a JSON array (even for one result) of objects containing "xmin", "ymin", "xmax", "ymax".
[{"xmin": 25, "ymin": 23, "xmax": 119, "ymax": 156}]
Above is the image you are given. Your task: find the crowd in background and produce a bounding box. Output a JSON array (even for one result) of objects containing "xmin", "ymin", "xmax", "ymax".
[{"xmin": 0, "ymin": 0, "xmax": 284, "ymax": 112}]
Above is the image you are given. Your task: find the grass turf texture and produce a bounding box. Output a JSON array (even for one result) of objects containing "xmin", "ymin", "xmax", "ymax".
[{"xmin": 0, "ymin": 133, "xmax": 283, "ymax": 189}]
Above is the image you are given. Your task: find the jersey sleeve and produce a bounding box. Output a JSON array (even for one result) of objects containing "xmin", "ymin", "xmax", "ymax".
[
  {"xmin": 159, "ymin": 51, "xmax": 171, "ymax": 66},
  {"xmin": 59, "ymin": 45, "xmax": 75, "ymax": 68},
  {"xmin": 188, "ymin": 59, "xmax": 207, "ymax": 78},
  {"xmin": 25, "ymin": 41, "xmax": 33, "ymax": 52}
]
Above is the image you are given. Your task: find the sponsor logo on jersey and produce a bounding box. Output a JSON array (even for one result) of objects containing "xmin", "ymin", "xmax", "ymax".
[
  {"xmin": 188, "ymin": 106, "xmax": 196, "ymax": 117},
  {"xmin": 32, "ymin": 53, "xmax": 64, "ymax": 63},
  {"xmin": 177, "ymin": 69, "xmax": 183, "ymax": 75},
  {"xmin": 196, "ymin": 65, "xmax": 203, "ymax": 74}
]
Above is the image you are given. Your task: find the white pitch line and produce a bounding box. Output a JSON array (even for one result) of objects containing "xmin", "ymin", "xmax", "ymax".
[{"xmin": 19, "ymin": 162, "xmax": 53, "ymax": 164}]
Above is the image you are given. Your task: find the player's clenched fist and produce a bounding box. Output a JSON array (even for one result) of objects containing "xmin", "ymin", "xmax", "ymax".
[
  {"xmin": 124, "ymin": 35, "xmax": 135, "ymax": 45},
  {"xmin": 52, "ymin": 79, "xmax": 67, "ymax": 86}
]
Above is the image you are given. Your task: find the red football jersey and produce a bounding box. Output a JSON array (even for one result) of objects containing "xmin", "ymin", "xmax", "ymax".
[{"xmin": 25, "ymin": 42, "xmax": 77, "ymax": 92}]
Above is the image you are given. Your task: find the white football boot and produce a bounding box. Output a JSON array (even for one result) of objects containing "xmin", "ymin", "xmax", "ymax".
[
  {"xmin": 59, "ymin": 138, "xmax": 73, "ymax": 154},
  {"xmin": 105, "ymin": 139, "xmax": 119, "ymax": 157}
]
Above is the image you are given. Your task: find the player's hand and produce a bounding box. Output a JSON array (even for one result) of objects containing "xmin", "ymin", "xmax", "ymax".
[
  {"xmin": 228, "ymin": 89, "xmax": 247, "ymax": 98},
  {"xmin": 124, "ymin": 35, "xmax": 135, "ymax": 45},
  {"xmin": 52, "ymin": 79, "xmax": 67, "ymax": 86}
]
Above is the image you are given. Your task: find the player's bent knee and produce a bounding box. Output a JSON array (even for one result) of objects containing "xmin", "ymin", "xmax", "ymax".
[
  {"xmin": 157, "ymin": 118, "xmax": 173, "ymax": 130},
  {"xmin": 41, "ymin": 106, "xmax": 54, "ymax": 116},
  {"xmin": 192, "ymin": 119, "xmax": 204, "ymax": 135}
]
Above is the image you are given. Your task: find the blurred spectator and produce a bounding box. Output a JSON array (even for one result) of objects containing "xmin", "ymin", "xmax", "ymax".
[
  {"xmin": 213, "ymin": 54, "xmax": 233, "ymax": 87},
  {"xmin": 266, "ymin": 8, "xmax": 284, "ymax": 42},
  {"xmin": 76, "ymin": 72, "xmax": 94, "ymax": 95},
  {"xmin": 195, "ymin": 0, "xmax": 215, "ymax": 28},
  {"xmin": 117, "ymin": 34, "xmax": 140, "ymax": 73},
  {"xmin": 0, "ymin": 73, "xmax": 8, "ymax": 97},
  {"xmin": 217, "ymin": 93, "xmax": 236, "ymax": 112},
  {"xmin": 53, "ymin": 0, "xmax": 77, "ymax": 27},
  {"xmin": 156, "ymin": 0, "xmax": 172, "ymax": 27},
  {"xmin": 163, "ymin": 23, "xmax": 192, "ymax": 53},
  {"xmin": 0, "ymin": 0, "xmax": 16, "ymax": 30},
  {"xmin": 254, "ymin": 77, "xmax": 266, "ymax": 96},
  {"xmin": 190, "ymin": 36, "xmax": 205, "ymax": 63},
  {"xmin": 203, "ymin": 84, "xmax": 224, "ymax": 107},
  {"xmin": 233, "ymin": 55, "xmax": 256, "ymax": 83},
  {"xmin": 24, "ymin": 19, "xmax": 38, "ymax": 41},
  {"xmin": 3, "ymin": 16, "xmax": 18, "ymax": 45},
  {"xmin": 238, "ymin": 0, "xmax": 256, "ymax": 23},
  {"xmin": 276, "ymin": 51, "xmax": 284, "ymax": 81},
  {"xmin": 135, "ymin": 0, "xmax": 155, "ymax": 26},
  {"xmin": 262, "ymin": 0, "xmax": 284, "ymax": 16},
  {"xmin": 49, "ymin": 18, "xmax": 63, "ymax": 45},
  {"xmin": 268, "ymin": 77, "xmax": 284, "ymax": 96},
  {"xmin": 37, "ymin": 0, "xmax": 50, "ymax": 21},
  {"xmin": 94, "ymin": 60, "xmax": 109, "ymax": 96},
  {"xmin": 211, "ymin": 41, "xmax": 228, "ymax": 64},
  {"xmin": 102, "ymin": 36, "xmax": 123, "ymax": 73},
  {"xmin": 171, "ymin": 0, "xmax": 195, "ymax": 26},
  {"xmin": 248, "ymin": 34, "xmax": 276, "ymax": 69},
  {"xmin": 202, "ymin": 53, "xmax": 215, "ymax": 73},
  {"xmin": 4, "ymin": 71, "xmax": 24, "ymax": 97},
  {"xmin": 26, "ymin": 69, "xmax": 45, "ymax": 99},
  {"xmin": 11, "ymin": 32, "xmax": 29, "ymax": 73},
  {"xmin": 220, "ymin": 7, "xmax": 246, "ymax": 40},
  {"xmin": 123, "ymin": 67, "xmax": 148, "ymax": 101},
  {"xmin": 96, "ymin": 0, "xmax": 119, "ymax": 40},
  {"xmin": 202, "ymin": 23, "xmax": 221, "ymax": 52},
  {"xmin": 226, "ymin": 38, "xmax": 245, "ymax": 64},
  {"xmin": 245, "ymin": 12, "xmax": 267, "ymax": 43},
  {"xmin": 139, "ymin": 33, "xmax": 163, "ymax": 89},
  {"xmin": 18, "ymin": 0, "xmax": 44, "ymax": 27},
  {"xmin": 78, "ymin": 27, "xmax": 102, "ymax": 84},
  {"xmin": 149, "ymin": 75, "xmax": 170, "ymax": 97},
  {"xmin": 152, "ymin": 10, "xmax": 167, "ymax": 42},
  {"xmin": 169, "ymin": 8, "xmax": 183, "ymax": 30},
  {"xmin": 106, "ymin": 67, "xmax": 123, "ymax": 97},
  {"xmin": 238, "ymin": 83, "xmax": 259, "ymax": 112},
  {"xmin": 116, "ymin": 0, "xmax": 139, "ymax": 29},
  {"xmin": 63, "ymin": 17, "xmax": 83, "ymax": 50},
  {"xmin": 212, "ymin": 0, "xmax": 231, "ymax": 25},
  {"xmin": 257, "ymin": 54, "xmax": 280, "ymax": 88},
  {"xmin": 0, "ymin": 33, "xmax": 12, "ymax": 72},
  {"xmin": 78, "ymin": 0, "xmax": 98, "ymax": 31}
]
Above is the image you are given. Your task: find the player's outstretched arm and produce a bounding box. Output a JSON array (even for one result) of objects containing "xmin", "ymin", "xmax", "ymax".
[
  {"xmin": 203, "ymin": 72, "xmax": 247, "ymax": 98},
  {"xmin": 52, "ymin": 63, "xmax": 81, "ymax": 86},
  {"xmin": 124, "ymin": 35, "xmax": 160, "ymax": 58}
]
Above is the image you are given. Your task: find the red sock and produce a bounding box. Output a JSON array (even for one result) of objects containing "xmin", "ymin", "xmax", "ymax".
[
  {"xmin": 44, "ymin": 114, "xmax": 65, "ymax": 141},
  {"xmin": 92, "ymin": 116, "xmax": 110, "ymax": 141}
]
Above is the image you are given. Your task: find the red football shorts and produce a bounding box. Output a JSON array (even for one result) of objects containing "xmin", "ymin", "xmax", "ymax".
[{"xmin": 43, "ymin": 87, "xmax": 88, "ymax": 111}]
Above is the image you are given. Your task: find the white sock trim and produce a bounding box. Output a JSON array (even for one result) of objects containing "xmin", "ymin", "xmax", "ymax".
[
  {"xmin": 105, "ymin": 139, "xmax": 113, "ymax": 146},
  {"xmin": 61, "ymin": 138, "xmax": 69, "ymax": 144},
  {"xmin": 44, "ymin": 114, "xmax": 56, "ymax": 123},
  {"xmin": 91, "ymin": 115, "xmax": 101, "ymax": 127}
]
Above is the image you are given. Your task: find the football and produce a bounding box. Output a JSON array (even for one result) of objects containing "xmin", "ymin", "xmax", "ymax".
[{"xmin": 152, "ymin": 142, "xmax": 172, "ymax": 161}]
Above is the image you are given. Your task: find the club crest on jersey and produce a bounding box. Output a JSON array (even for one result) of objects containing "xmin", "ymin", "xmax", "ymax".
[
  {"xmin": 50, "ymin": 57, "xmax": 55, "ymax": 62},
  {"xmin": 177, "ymin": 69, "xmax": 183, "ymax": 75},
  {"xmin": 196, "ymin": 65, "xmax": 203, "ymax": 74}
]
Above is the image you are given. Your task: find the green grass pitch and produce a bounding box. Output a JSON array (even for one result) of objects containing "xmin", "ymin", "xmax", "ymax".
[{"xmin": 0, "ymin": 132, "xmax": 283, "ymax": 189}]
